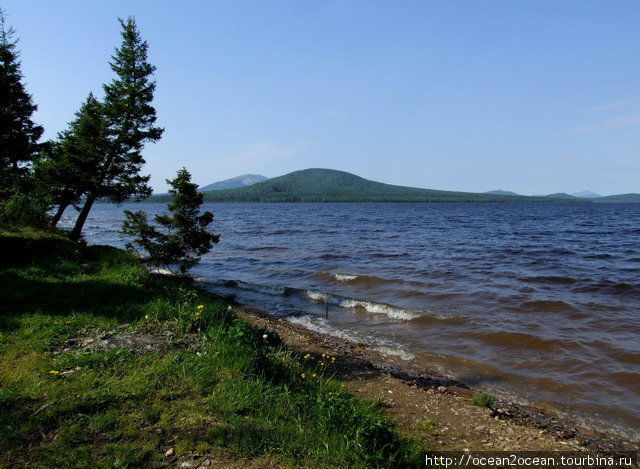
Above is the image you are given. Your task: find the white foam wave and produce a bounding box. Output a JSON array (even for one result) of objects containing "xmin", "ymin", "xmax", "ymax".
[
  {"xmin": 286, "ymin": 315, "xmax": 413, "ymax": 360},
  {"xmin": 334, "ymin": 273, "xmax": 358, "ymax": 282},
  {"xmin": 149, "ymin": 267, "xmax": 175, "ymax": 276},
  {"xmin": 369, "ymin": 346, "xmax": 415, "ymax": 361},
  {"xmin": 305, "ymin": 290, "xmax": 420, "ymax": 320}
]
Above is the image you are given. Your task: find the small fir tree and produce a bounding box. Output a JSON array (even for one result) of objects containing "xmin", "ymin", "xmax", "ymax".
[{"xmin": 121, "ymin": 168, "xmax": 219, "ymax": 274}]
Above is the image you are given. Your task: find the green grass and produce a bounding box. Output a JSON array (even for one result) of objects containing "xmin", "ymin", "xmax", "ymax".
[
  {"xmin": 472, "ymin": 392, "xmax": 495, "ymax": 408},
  {"xmin": 0, "ymin": 226, "xmax": 421, "ymax": 468}
]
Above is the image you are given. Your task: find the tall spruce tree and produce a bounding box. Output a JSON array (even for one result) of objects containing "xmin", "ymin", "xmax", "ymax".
[
  {"xmin": 69, "ymin": 17, "xmax": 163, "ymax": 241},
  {"xmin": 0, "ymin": 8, "xmax": 44, "ymax": 198}
]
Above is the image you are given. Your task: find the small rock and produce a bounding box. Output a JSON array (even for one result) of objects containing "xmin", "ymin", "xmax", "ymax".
[
  {"xmin": 180, "ymin": 462, "xmax": 193, "ymax": 468},
  {"xmin": 201, "ymin": 459, "xmax": 212, "ymax": 467},
  {"xmin": 164, "ymin": 448, "xmax": 174, "ymax": 457}
]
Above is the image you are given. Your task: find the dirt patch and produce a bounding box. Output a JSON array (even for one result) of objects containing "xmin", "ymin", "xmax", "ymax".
[{"xmin": 50, "ymin": 325, "xmax": 198, "ymax": 355}]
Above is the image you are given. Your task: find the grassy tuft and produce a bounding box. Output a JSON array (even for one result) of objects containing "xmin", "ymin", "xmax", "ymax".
[{"xmin": 472, "ymin": 392, "xmax": 495, "ymax": 408}]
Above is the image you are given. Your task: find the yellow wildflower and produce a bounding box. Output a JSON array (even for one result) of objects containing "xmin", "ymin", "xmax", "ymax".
[
  {"xmin": 197, "ymin": 305, "xmax": 204, "ymax": 310},
  {"xmin": 301, "ymin": 373, "xmax": 306, "ymax": 379},
  {"xmin": 331, "ymin": 357, "xmax": 336, "ymax": 362},
  {"xmin": 321, "ymin": 353, "xmax": 326, "ymax": 358},
  {"xmin": 49, "ymin": 370, "xmax": 60, "ymax": 375},
  {"xmin": 52, "ymin": 321, "xmax": 59, "ymax": 325},
  {"xmin": 303, "ymin": 354, "xmax": 311, "ymax": 359},
  {"xmin": 319, "ymin": 362, "xmax": 324, "ymax": 366},
  {"xmin": 312, "ymin": 373, "xmax": 317, "ymax": 378},
  {"xmin": 195, "ymin": 312, "xmax": 201, "ymax": 317},
  {"xmin": 65, "ymin": 321, "xmax": 71, "ymax": 324}
]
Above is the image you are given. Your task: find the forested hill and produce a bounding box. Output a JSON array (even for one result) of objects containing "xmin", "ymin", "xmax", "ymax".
[
  {"xmin": 592, "ymin": 193, "xmax": 640, "ymax": 203},
  {"xmin": 151, "ymin": 168, "xmax": 590, "ymax": 203}
]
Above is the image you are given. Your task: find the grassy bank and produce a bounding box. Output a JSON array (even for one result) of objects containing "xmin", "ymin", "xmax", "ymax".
[{"xmin": 0, "ymin": 226, "xmax": 420, "ymax": 468}]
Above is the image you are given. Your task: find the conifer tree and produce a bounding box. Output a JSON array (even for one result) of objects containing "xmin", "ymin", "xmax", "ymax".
[
  {"xmin": 122, "ymin": 168, "xmax": 219, "ymax": 274},
  {"xmin": 70, "ymin": 17, "xmax": 162, "ymax": 240},
  {"xmin": 0, "ymin": 8, "xmax": 43, "ymax": 198},
  {"xmin": 35, "ymin": 93, "xmax": 107, "ymax": 226}
]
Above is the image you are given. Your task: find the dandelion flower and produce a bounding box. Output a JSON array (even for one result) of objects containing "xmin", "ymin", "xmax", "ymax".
[
  {"xmin": 301, "ymin": 373, "xmax": 306, "ymax": 379},
  {"xmin": 312, "ymin": 373, "xmax": 317, "ymax": 378},
  {"xmin": 65, "ymin": 321, "xmax": 71, "ymax": 324},
  {"xmin": 319, "ymin": 362, "xmax": 325, "ymax": 366},
  {"xmin": 194, "ymin": 312, "xmax": 201, "ymax": 317},
  {"xmin": 303, "ymin": 354, "xmax": 311, "ymax": 359},
  {"xmin": 52, "ymin": 321, "xmax": 59, "ymax": 325},
  {"xmin": 321, "ymin": 353, "xmax": 326, "ymax": 358},
  {"xmin": 197, "ymin": 305, "xmax": 204, "ymax": 310},
  {"xmin": 331, "ymin": 357, "xmax": 336, "ymax": 362},
  {"xmin": 49, "ymin": 370, "xmax": 60, "ymax": 375}
]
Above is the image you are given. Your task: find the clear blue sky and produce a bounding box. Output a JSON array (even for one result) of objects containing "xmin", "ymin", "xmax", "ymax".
[{"xmin": 4, "ymin": 0, "xmax": 639, "ymax": 195}]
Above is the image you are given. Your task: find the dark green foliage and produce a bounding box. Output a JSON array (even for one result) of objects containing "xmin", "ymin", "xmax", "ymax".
[
  {"xmin": 70, "ymin": 17, "xmax": 163, "ymax": 241},
  {"xmin": 0, "ymin": 8, "xmax": 44, "ymax": 197},
  {"xmin": 122, "ymin": 168, "xmax": 219, "ymax": 273},
  {"xmin": 0, "ymin": 175, "xmax": 50, "ymax": 226},
  {"xmin": 0, "ymin": 9, "xmax": 46, "ymax": 225}
]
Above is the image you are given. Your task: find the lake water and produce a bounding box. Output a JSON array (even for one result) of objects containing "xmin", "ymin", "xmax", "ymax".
[{"xmin": 60, "ymin": 202, "xmax": 640, "ymax": 439}]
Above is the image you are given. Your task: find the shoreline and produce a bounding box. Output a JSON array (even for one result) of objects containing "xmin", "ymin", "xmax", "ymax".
[{"xmin": 232, "ymin": 302, "xmax": 639, "ymax": 454}]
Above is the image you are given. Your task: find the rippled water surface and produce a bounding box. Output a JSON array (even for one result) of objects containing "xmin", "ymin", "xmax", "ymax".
[{"xmin": 63, "ymin": 202, "xmax": 640, "ymax": 438}]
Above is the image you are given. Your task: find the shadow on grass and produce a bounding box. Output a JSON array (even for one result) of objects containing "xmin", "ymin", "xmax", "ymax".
[{"xmin": 0, "ymin": 235, "xmax": 152, "ymax": 330}]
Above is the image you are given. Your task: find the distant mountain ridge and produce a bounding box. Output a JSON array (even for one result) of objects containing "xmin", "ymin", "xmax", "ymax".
[
  {"xmin": 184, "ymin": 169, "xmax": 591, "ymax": 203},
  {"xmin": 484, "ymin": 190, "xmax": 519, "ymax": 196},
  {"xmin": 147, "ymin": 169, "xmax": 638, "ymax": 203},
  {"xmin": 545, "ymin": 192, "xmax": 577, "ymax": 199},
  {"xmin": 592, "ymin": 193, "xmax": 640, "ymax": 203},
  {"xmin": 198, "ymin": 174, "xmax": 269, "ymax": 191},
  {"xmin": 571, "ymin": 190, "xmax": 602, "ymax": 198}
]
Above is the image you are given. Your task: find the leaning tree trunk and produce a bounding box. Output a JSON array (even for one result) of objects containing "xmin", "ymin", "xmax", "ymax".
[
  {"xmin": 69, "ymin": 195, "xmax": 96, "ymax": 241},
  {"xmin": 50, "ymin": 202, "xmax": 69, "ymax": 227}
]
